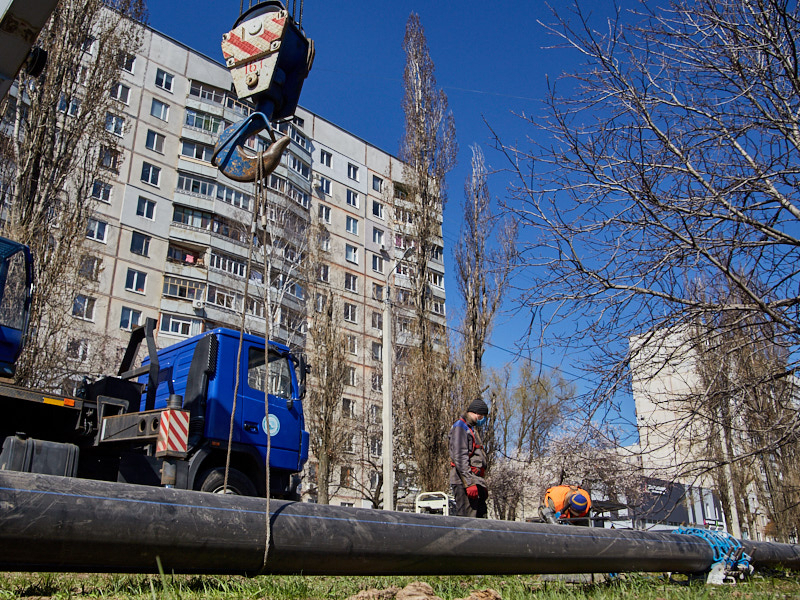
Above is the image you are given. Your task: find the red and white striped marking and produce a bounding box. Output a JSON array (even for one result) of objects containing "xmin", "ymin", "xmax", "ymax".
[
  {"xmin": 222, "ymin": 12, "xmax": 287, "ymax": 67},
  {"xmin": 156, "ymin": 409, "xmax": 189, "ymax": 457}
]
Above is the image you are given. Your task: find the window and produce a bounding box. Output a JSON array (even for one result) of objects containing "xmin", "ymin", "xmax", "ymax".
[
  {"xmin": 293, "ymin": 115, "xmax": 304, "ymax": 128},
  {"xmin": 185, "ymin": 108, "xmax": 226, "ymax": 134},
  {"xmin": 373, "ymin": 228, "xmax": 384, "ymax": 246},
  {"xmin": 118, "ymin": 52, "xmax": 136, "ymax": 73},
  {"xmin": 125, "ymin": 268, "xmax": 147, "ymax": 294},
  {"xmin": 110, "ymin": 82, "xmax": 130, "ymax": 104},
  {"xmin": 344, "ymin": 272, "xmax": 358, "ymax": 292},
  {"xmin": 120, "ymin": 307, "xmax": 141, "ymax": 331},
  {"xmin": 160, "ymin": 313, "xmax": 202, "ymax": 337},
  {"xmin": 291, "ymin": 127, "xmax": 307, "ymax": 150},
  {"xmin": 372, "ymin": 254, "xmax": 384, "ymax": 274},
  {"xmin": 344, "ymin": 302, "xmax": 357, "ymax": 323},
  {"xmin": 86, "ymin": 218, "xmax": 107, "ymax": 242},
  {"xmin": 319, "ymin": 232, "xmax": 330, "ymax": 252},
  {"xmin": 372, "ymin": 341, "xmax": 382, "ymax": 361},
  {"xmin": 99, "ymin": 146, "xmax": 119, "ymax": 171},
  {"xmin": 432, "ymin": 246, "xmax": 444, "ymax": 261},
  {"xmin": 72, "ymin": 294, "xmax": 95, "ymax": 321},
  {"xmin": 177, "ymin": 172, "xmax": 215, "ymax": 198},
  {"xmin": 82, "ymin": 35, "xmax": 95, "ymax": 53},
  {"xmin": 340, "ymin": 466, "xmax": 353, "ymax": 487},
  {"xmin": 371, "ymin": 372, "xmax": 382, "ymax": 392},
  {"xmin": 372, "ymin": 200, "xmax": 384, "ymax": 219},
  {"xmin": 136, "ymin": 197, "xmax": 155, "ymax": 219},
  {"xmin": 431, "ymin": 299, "xmax": 446, "ymax": 315},
  {"xmin": 150, "ymin": 98, "xmax": 169, "ymax": 121},
  {"xmin": 320, "ymin": 149, "xmax": 332, "ymax": 167},
  {"xmin": 288, "ymin": 154, "xmax": 310, "ymax": 179},
  {"xmin": 346, "ymin": 216, "xmax": 358, "ymax": 235},
  {"xmin": 58, "ymin": 94, "xmax": 81, "ymax": 117},
  {"xmin": 163, "ymin": 276, "xmax": 205, "ymax": 300},
  {"xmin": 91, "ymin": 180, "xmax": 112, "ymax": 203},
  {"xmin": 342, "ymin": 398, "xmax": 355, "ymax": 418},
  {"xmin": 218, "ymin": 183, "xmax": 252, "ymax": 210},
  {"xmin": 371, "ymin": 311, "xmax": 382, "ymax": 330},
  {"xmin": 155, "ymin": 68, "xmax": 174, "ymax": 92},
  {"xmin": 346, "ymin": 189, "xmax": 359, "ymax": 208},
  {"xmin": 141, "ymin": 162, "xmax": 161, "ymax": 186},
  {"xmin": 210, "ymin": 252, "xmax": 247, "ymax": 277},
  {"xmin": 347, "ymin": 366, "xmax": 356, "ymax": 386},
  {"xmin": 346, "ymin": 334, "xmax": 358, "ymax": 355},
  {"xmin": 79, "ymin": 256, "xmax": 101, "ymax": 281},
  {"xmin": 372, "ymin": 175, "xmax": 383, "ymax": 193},
  {"xmin": 67, "ymin": 339, "xmax": 89, "ymax": 362},
  {"xmin": 171, "ymin": 245, "xmax": 204, "ymax": 266},
  {"xmin": 105, "ymin": 113, "xmax": 124, "ymax": 136},
  {"xmin": 318, "ymin": 264, "xmax": 329, "ymax": 283},
  {"xmin": 372, "ymin": 283, "xmax": 383, "ymax": 301},
  {"xmin": 130, "ymin": 231, "xmax": 150, "ymax": 257},
  {"xmin": 429, "ymin": 271, "xmax": 444, "ymax": 288},
  {"xmin": 318, "ymin": 204, "xmax": 331, "ymax": 224},
  {"xmin": 370, "ymin": 437, "xmax": 382, "ymax": 457},
  {"xmin": 345, "ymin": 244, "xmax": 358, "ymax": 264},
  {"xmin": 189, "ymin": 81, "xmax": 226, "ymax": 105},
  {"xmin": 181, "ymin": 140, "xmax": 214, "ymax": 162},
  {"xmin": 319, "ymin": 177, "xmax": 331, "ymax": 195},
  {"xmin": 347, "ymin": 163, "xmax": 359, "ymax": 181},
  {"xmin": 146, "ymin": 130, "xmax": 165, "ymax": 153}
]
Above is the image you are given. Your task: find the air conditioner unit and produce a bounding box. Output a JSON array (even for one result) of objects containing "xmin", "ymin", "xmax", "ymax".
[{"xmin": 192, "ymin": 299, "xmax": 205, "ymax": 310}]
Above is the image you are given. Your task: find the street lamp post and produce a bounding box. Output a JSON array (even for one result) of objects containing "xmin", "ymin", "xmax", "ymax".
[{"xmin": 381, "ymin": 245, "xmax": 414, "ymax": 511}]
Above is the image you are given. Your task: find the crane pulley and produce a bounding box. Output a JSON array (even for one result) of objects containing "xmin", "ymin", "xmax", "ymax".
[{"xmin": 212, "ymin": 1, "xmax": 314, "ymax": 182}]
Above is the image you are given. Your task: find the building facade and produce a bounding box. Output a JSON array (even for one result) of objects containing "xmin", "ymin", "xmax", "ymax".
[{"xmin": 60, "ymin": 19, "xmax": 447, "ymax": 507}]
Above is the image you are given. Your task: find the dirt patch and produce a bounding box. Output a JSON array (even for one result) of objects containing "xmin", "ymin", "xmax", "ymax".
[{"xmin": 345, "ymin": 581, "xmax": 502, "ymax": 600}]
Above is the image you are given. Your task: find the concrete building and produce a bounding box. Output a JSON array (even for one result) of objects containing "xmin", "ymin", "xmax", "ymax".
[
  {"xmin": 629, "ymin": 326, "xmax": 776, "ymax": 539},
  {"xmin": 62, "ymin": 18, "xmax": 446, "ymax": 507}
]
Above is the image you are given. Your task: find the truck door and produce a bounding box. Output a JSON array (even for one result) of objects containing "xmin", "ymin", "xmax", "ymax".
[{"xmin": 239, "ymin": 344, "xmax": 302, "ymax": 472}]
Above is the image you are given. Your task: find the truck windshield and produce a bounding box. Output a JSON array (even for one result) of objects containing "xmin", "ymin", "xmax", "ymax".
[
  {"xmin": 247, "ymin": 347, "xmax": 293, "ymax": 399},
  {"xmin": 0, "ymin": 248, "xmax": 29, "ymax": 331}
]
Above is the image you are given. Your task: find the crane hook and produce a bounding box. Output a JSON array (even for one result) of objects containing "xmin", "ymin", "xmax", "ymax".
[{"xmin": 211, "ymin": 112, "xmax": 290, "ymax": 183}]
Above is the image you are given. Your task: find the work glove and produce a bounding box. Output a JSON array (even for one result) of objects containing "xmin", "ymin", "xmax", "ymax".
[{"xmin": 466, "ymin": 484, "xmax": 480, "ymax": 499}]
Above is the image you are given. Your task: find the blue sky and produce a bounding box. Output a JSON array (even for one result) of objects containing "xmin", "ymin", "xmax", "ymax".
[{"xmin": 147, "ymin": 1, "xmax": 638, "ymax": 433}]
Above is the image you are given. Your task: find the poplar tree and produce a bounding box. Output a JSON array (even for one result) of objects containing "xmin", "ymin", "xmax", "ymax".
[{"xmin": 394, "ymin": 13, "xmax": 458, "ymax": 494}]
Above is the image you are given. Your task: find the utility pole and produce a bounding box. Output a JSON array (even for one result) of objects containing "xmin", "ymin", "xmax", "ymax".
[{"xmin": 381, "ymin": 245, "xmax": 415, "ymax": 511}]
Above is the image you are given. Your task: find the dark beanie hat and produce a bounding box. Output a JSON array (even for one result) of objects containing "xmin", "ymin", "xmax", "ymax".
[{"xmin": 467, "ymin": 398, "xmax": 488, "ymax": 415}]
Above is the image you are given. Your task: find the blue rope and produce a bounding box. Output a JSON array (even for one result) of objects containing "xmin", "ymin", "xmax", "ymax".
[{"xmin": 676, "ymin": 527, "xmax": 752, "ymax": 572}]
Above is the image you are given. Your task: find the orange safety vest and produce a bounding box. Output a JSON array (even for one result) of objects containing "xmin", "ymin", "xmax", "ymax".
[{"xmin": 544, "ymin": 484, "xmax": 592, "ymax": 518}]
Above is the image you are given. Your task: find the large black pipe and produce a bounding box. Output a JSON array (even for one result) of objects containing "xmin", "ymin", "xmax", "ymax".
[{"xmin": 1, "ymin": 471, "xmax": 799, "ymax": 575}]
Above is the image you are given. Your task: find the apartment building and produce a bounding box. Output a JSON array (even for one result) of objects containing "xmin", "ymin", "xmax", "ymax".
[{"xmin": 64, "ymin": 20, "xmax": 447, "ymax": 507}]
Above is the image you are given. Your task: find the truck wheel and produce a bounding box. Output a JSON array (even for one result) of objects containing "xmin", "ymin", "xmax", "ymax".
[{"xmin": 196, "ymin": 467, "xmax": 257, "ymax": 496}]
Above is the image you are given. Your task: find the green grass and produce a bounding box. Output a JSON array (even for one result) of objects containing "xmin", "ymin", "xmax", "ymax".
[{"xmin": 0, "ymin": 572, "xmax": 798, "ymax": 599}]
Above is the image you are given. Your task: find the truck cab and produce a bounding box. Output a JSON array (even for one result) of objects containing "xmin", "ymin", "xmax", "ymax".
[{"xmin": 139, "ymin": 328, "xmax": 309, "ymax": 497}]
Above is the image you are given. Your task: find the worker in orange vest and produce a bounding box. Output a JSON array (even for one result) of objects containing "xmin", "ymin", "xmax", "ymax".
[{"xmin": 540, "ymin": 484, "xmax": 592, "ymax": 524}]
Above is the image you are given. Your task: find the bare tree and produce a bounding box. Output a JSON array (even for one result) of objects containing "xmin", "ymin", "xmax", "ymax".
[
  {"xmin": 0, "ymin": 0, "xmax": 145, "ymax": 389},
  {"xmin": 393, "ymin": 13, "xmax": 459, "ymax": 494},
  {"xmin": 496, "ymin": 0, "xmax": 800, "ymax": 488},
  {"xmin": 689, "ymin": 276, "xmax": 800, "ymax": 541},
  {"xmin": 484, "ymin": 363, "xmax": 573, "ymax": 519},
  {"xmin": 302, "ymin": 218, "xmax": 349, "ymax": 504},
  {"xmin": 453, "ymin": 144, "xmax": 515, "ymax": 404}
]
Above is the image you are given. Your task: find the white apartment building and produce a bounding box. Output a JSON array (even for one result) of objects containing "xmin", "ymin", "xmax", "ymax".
[
  {"xmin": 62, "ymin": 20, "xmax": 447, "ymax": 506},
  {"xmin": 629, "ymin": 326, "xmax": 774, "ymax": 539}
]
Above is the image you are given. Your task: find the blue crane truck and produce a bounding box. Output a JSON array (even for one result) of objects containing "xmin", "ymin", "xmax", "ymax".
[{"xmin": 0, "ymin": 238, "xmax": 310, "ymax": 498}]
